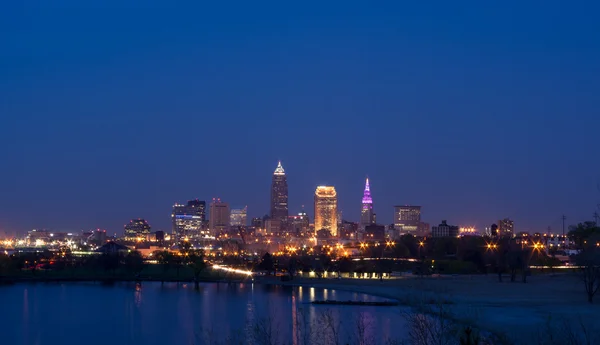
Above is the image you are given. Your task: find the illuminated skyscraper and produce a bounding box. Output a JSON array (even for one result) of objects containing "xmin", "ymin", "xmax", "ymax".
[
  {"xmin": 172, "ymin": 199, "xmax": 206, "ymax": 240},
  {"xmin": 209, "ymin": 198, "xmax": 230, "ymax": 235},
  {"xmin": 270, "ymin": 161, "xmax": 288, "ymax": 228},
  {"xmin": 360, "ymin": 177, "xmax": 374, "ymax": 230},
  {"xmin": 230, "ymin": 206, "xmax": 248, "ymax": 226},
  {"xmin": 314, "ymin": 186, "xmax": 338, "ymax": 237},
  {"xmin": 124, "ymin": 218, "xmax": 151, "ymax": 241}
]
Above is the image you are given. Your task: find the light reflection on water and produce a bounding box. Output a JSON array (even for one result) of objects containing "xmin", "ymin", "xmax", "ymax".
[{"xmin": 0, "ymin": 282, "xmax": 408, "ymax": 345}]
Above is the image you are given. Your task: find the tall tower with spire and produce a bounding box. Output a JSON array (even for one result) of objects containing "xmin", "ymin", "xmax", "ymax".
[
  {"xmin": 270, "ymin": 161, "xmax": 289, "ymax": 229},
  {"xmin": 360, "ymin": 177, "xmax": 374, "ymax": 230}
]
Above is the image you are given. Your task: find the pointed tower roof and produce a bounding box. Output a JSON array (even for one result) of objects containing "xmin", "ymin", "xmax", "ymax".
[
  {"xmin": 362, "ymin": 177, "xmax": 372, "ymax": 204},
  {"xmin": 274, "ymin": 161, "xmax": 285, "ymax": 175}
]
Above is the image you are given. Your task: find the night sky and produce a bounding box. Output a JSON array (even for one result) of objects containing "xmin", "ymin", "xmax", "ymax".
[{"xmin": 1, "ymin": 1, "xmax": 599, "ymax": 235}]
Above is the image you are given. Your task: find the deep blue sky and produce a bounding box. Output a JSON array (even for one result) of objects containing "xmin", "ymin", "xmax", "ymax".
[{"xmin": 1, "ymin": 1, "xmax": 599, "ymax": 235}]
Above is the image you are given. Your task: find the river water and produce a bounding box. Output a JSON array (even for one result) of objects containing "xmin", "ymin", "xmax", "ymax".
[{"xmin": 0, "ymin": 282, "xmax": 409, "ymax": 345}]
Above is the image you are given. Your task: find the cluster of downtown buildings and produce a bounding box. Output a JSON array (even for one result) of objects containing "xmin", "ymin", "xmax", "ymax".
[
  {"xmin": 1, "ymin": 162, "xmax": 574, "ymax": 255},
  {"xmin": 120, "ymin": 162, "xmax": 427, "ymax": 243},
  {"xmin": 121, "ymin": 162, "xmax": 516, "ymax": 243}
]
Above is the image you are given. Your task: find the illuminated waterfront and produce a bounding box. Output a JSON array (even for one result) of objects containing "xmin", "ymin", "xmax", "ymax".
[{"xmin": 0, "ymin": 282, "xmax": 409, "ymax": 345}]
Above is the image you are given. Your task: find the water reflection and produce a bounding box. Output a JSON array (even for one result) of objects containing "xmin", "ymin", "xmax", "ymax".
[
  {"xmin": 134, "ymin": 282, "xmax": 142, "ymax": 307},
  {"xmin": 292, "ymin": 293, "xmax": 298, "ymax": 345},
  {"xmin": 0, "ymin": 282, "xmax": 407, "ymax": 345},
  {"xmin": 22, "ymin": 288, "xmax": 29, "ymax": 345}
]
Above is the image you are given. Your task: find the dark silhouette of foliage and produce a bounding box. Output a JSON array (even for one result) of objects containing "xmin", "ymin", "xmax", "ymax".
[
  {"xmin": 432, "ymin": 237, "xmax": 458, "ymax": 259},
  {"xmin": 569, "ymin": 222, "xmax": 600, "ymax": 249},
  {"xmin": 576, "ymin": 248, "xmax": 600, "ymax": 303},
  {"xmin": 98, "ymin": 253, "xmax": 121, "ymax": 275},
  {"xmin": 459, "ymin": 326, "xmax": 480, "ymax": 345},
  {"xmin": 391, "ymin": 241, "xmax": 410, "ymax": 258},
  {"xmin": 124, "ymin": 251, "xmax": 144, "ymax": 276},
  {"xmin": 287, "ymin": 258, "xmax": 297, "ymax": 279},
  {"xmin": 336, "ymin": 257, "xmax": 353, "ymax": 274},
  {"xmin": 189, "ymin": 252, "xmax": 207, "ymax": 288},
  {"xmin": 399, "ymin": 234, "xmax": 419, "ymax": 257},
  {"xmin": 0, "ymin": 253, "xmax": 11, "ymax": 276},
  {"xmin": 154, "ymin": 250, "xmax": 174, "ymax": 274},
  {"xmin": 259, "ymin": 253, "xmax": 275, "ymax": 275}
]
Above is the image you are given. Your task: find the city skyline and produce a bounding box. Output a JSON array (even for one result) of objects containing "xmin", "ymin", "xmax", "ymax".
[
  {"xmin": 0, "ymin": 159, "xmax": 596, "ymax": 235},
  {"xmin": 1, "ymin": 2, "xmax": 599, "ymax": 235}
]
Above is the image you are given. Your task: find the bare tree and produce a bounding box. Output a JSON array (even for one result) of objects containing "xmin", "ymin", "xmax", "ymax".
[
  {"xmin": 536, "ymin": 316, "xmax": 599, "ymax": 345},
  {"xmin": 352, "ymin": 312, "xmax": 375, "ymax": 345},
  {"xmin": 319, "ymin": 309, "xmax": 341, "ymax": 345},
  {"xmin": 196, "ymin": 327, "xmax": 246, "ymax": 345},
  {"xmin": 294, "ymin": 307, "xmax": 316, "ymax": 345},
  {"xmin": 251, "ymin": 316, "xmax": 282, "ymax": 345},
  {"xmin": 405, "ymin": 301, "xmax": 456, "ymax": 345},
  {"xmin": 577, "ymin": 249, "xmax": 600, "ymax": 303}
]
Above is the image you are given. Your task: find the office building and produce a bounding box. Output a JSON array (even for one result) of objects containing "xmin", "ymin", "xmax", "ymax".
[
  {"xmin": 288, "ymin": 210, "xmax": 310, "ymax": 236},
  {"xmin": 154, "ymin": 231, "xmax": 165, "ymax": 242},
  {"xmin": 270, "ymin": 161, "xmax": 288, "ymax": 229},
  {"xmin": 417, "ymin": 222, "xmax": 430, "ymax": 237},
  {"xmin": 172, "ymin": 199, "xmax": 206, "ymax": 240},
  {"xmin": 209, "ymin": 198, "xmax": 230, "ymax": 235},
  {"xmin": 431, "ymin": 220, "xmax": 459, "ymax": 238},
  {"xmin": 124, "ymin": 219, "xmax": 151, "ymax": 241},
  {"xmin": 314, "ymin": 186, "xmax": 338, "ymax": 237},
  {"xmin": 251, "ymin": 217, "xmax": 263, "ymax": 228},
  {"xmin": 498, "ymin": 218, "xmax": 514, "ymax": 237},
  {"xmin": 264, "ymin": 218, "xmax": 280, "ymax": 235},
  {"xmin": 230, "ymin": 206, "xmax": 248, "ymax": 226},
  {"xmin": 340, "ymin": 220, "xmax": 359, "ymax": 240},
  {"xmin": 360, "ymin": 177, "xmax": 375, "ymax": 230},
  {"xmin": 365, "ymin": 224, "xmax": 386, "ymax": 241},
  {"xmin": 394, "ymin": 205, "xmax": 421, "ymax": 233},
  {"xmin": 88, "ymin": 229, "xmax": 107, "ymax": 245}
]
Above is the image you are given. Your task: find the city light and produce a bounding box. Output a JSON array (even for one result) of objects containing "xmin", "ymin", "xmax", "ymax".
[
  {"xmin": 212, "ymin": 264, "xmax": 253, "ymax": 276},
  {"xmin": 459, "ymin": 227, "xmax": 476, "ymax": 234}
]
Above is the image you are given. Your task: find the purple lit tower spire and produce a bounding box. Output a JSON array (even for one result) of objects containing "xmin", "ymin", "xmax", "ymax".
[
  {"xmin": 360, "ymin": 177, "xmax": 374, "ymax": 229},
  {"xmin": 362, "ymin": 178, "xmax": 373, "ymax": 204}
]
